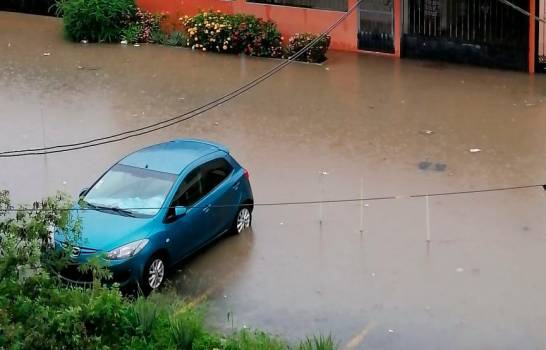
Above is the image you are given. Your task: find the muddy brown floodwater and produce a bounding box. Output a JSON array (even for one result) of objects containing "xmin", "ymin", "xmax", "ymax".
[{"xmin": 3, "ymin": 11, "xmax": 546, "ymax": 349}]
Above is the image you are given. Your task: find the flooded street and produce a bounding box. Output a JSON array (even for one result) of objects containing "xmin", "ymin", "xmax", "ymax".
[{"xmin": 3, "ymin": 12, "xmax": 546, "ymax": 349}]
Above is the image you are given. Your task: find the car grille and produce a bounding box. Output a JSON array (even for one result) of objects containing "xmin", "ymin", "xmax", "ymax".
[{"xmin": 60, "ymin": 242, "xmax": 97, "ymax": 258}]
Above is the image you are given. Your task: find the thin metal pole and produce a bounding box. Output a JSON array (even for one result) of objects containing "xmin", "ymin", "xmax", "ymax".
[
  {"xmin": 360, "ymin": 177, "xmax": 364, "ymax": 234},
  {"xmin": 319, "ymin": 171, "xmax": 327, "ymax": 225},
  {"xmin": 425, "ymin": 195, "xmax": 431, "ymax": 242},
  {"xmin": 40, "ymin": 107, "xmax": 49, "ymax": 198}
]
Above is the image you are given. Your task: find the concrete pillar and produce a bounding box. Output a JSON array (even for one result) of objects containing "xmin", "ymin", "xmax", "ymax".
[
  {"xmin": 394, "ymin": 0, "xmax": 401, "ymax": 57},
  {"xmin": 530, "ymin": 0, "xmax": 536, "ymax": 74}
]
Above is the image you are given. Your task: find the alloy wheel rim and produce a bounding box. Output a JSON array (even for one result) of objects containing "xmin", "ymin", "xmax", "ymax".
[
  {"xmin": 236, "ymin": 208, "xmax": 251, "ymax": 233},
  {"xmin": 148, "ymin": 258, "xmax": 164, "ymax": 289}
]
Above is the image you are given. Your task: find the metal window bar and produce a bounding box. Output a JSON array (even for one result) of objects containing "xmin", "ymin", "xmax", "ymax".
[
  {"xmin": 538, "ymin": 0, "xmax": 546, "ymax": 58},
  {"xmin": 246, "ymin": 0, "xmax": 348, "ymax": 11}
]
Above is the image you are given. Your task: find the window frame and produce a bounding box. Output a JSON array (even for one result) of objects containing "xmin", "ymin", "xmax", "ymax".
[
  {"xmin": 200, "ymin": 158, "xmax": 234, "ymax": 195},
  {"xmin": 170, "ymin": 167, "xmax": 204, "ymax": 209},
  {"xmin": 245, "ymin": 0, "xmax": 349, "ymax": 12}
]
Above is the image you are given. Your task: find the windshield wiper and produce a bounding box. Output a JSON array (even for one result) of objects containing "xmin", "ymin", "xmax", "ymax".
[
  {"xmin": 81, "ymin": 201, "xmax": 135, "ymax": 217},
  {"xmin": 80, "ymin": 200, "xmax": 101, "ymax": 209},
  {"xmin": 108, "ymin": 206, "xmax": 136, "ymax": 217}
]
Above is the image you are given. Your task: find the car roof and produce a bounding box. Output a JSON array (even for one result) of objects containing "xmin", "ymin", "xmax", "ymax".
[{"xmin": 119, "ymin": 139, "xmax": 228, "ymax": 175}]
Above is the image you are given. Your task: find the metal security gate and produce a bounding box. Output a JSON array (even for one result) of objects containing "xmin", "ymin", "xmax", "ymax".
[
  {"xmin": 0, "ymin": 0, "xmax": 57, "ymax": 16},
  {"xmin": 403, "ymin": 0, "xmax": 530, "ymax": 70},
  {"xmin": 358, "ymin": 0, "xmax": 395, "ymax": 53}
]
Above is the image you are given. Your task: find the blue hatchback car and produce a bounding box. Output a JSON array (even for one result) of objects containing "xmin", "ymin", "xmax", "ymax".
[{"xmin": 57, "ymin": 139, "xmax": 253, "ymax": 293}]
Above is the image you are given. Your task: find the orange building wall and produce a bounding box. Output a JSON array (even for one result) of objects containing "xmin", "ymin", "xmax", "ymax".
[{"xmin": 137, "ymin": 0, "xmax": 359, "ymax": 51}]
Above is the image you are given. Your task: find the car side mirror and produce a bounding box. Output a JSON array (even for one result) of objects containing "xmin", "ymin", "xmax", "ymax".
[
  {"xmin": 79, "ymin": 188, "xmax": 89, "ymax": 198},
  {"xmin": 174, "ymin": 206, "xmax": 187, "ymax": 217}
]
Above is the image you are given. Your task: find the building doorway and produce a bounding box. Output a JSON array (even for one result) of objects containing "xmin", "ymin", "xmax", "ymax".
[{"xmin": 358, "ymin": 0, "xmax": 395, "ymax": 53}]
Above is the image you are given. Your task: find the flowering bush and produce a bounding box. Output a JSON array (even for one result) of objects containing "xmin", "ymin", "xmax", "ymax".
[
  {"xmin": 181, "ymin": 11, "xmax": 233, "ymax": 53},
  {"xmin": 244, "ymin": 20, "xmax": 284, "ymax": 58},
  {"xmin": 287, "ymin": 33, "xmax": 331, "ymax": 63},
  {"xmin": 134, "ymin": 8, "xmax": 165, "ymax": 43},
  {"xmin": 58, "ymin": 1, "xmax": 330, "ymax": 62},
  {"xmin": 121, "ymin": 8, "xmax": 165, "ymax": 43},
  {"xmin": 181, "ymin": 11, "xmax": 283, "ymax": 58}
]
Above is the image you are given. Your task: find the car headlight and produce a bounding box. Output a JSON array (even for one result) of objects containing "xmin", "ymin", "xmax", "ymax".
[{"xmin": 106, "ymin": 239, "xmax": 149, "ymax": 260}]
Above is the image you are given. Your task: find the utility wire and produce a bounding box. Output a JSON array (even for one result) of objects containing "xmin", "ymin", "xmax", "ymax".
[
  {"xmin": 497, "ymin": 0, "xmax": 546, "ymax": 24},
  {"xmin": 2, "ymin": 183, "xmax": 544, "ymax": 212},
  {"xmin": 0, "ymin": 1, "xmax": 363, "ymax": 158}
]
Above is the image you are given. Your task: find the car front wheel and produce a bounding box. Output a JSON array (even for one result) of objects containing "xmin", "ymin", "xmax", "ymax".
[{"xmin": 140, "ymin": 254, "xmax": 166, "ymax": 295}]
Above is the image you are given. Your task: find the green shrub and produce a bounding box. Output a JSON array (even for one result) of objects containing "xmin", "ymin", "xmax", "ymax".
[
  {"xmin": 57, "ymin": 0, "xmax": 136, "ymax": 42},
  {"xmin": 287, "ymin": 33, "xmax": 331, "ymax": 63},
  {"xmin": 166, "ymin": 31, "xmax": 188, "ymax": 47},
  {"xmin": 151, "ymin": 29, "xmax": 168, "ymax": 45},
  {"xmin": 243, "ymin": 19, "xmax": 284, "ymax": 58},
  {"xmin": 169, "ymin": 310, "xmax": 205, "ymax": 348},
  {"xmin": 298, "ymin": 334, "xmax": 337, "ymax": 350},
  {"xmin": 225, "ymin": 330, "xmax": 288, "ymax": 350},
  {"xmin": 122, "ymin": 23, "xmax": 142, "ymax": 44}
]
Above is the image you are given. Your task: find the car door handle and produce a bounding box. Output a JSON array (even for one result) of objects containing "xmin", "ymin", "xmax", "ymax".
[
  {"xmin": 202, "ymin": 204, "xmax": 211, "ymax": 213},
  {"xmin": 232, "ymin": 182, "xmax": 240, "ymax": 191}
]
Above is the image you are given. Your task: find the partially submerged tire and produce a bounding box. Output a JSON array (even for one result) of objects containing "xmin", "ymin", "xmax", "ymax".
[
  {"xmin": 233, "ymin": 206, "xmax": 252, "ymax": 234},
  {"xmin": 140, "ymin": 254, "xmax": 166, "ymax": 295}
]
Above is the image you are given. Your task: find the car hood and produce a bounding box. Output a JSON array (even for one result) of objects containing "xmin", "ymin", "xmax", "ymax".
[{"xmin": 57, "ymin": 207, "xmax": 155, "ymax": 251}]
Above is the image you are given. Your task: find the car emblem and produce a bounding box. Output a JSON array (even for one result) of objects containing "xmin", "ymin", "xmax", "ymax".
[{"xmin": 71, "ymin": 247, "xmax": 81, "ymax": 257}]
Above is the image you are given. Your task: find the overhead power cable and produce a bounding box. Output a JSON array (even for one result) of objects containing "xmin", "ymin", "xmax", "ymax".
[
  {"xmin": 497, "ymin": 0, "xmax": 546, "ymax": 24},
  {"xmin": 0, "ymin": 0, "xmax": 363, "ymax": 158},
  {"xmin": 2, "ymin": 183, "xmax": 544, "ymax": 212}
]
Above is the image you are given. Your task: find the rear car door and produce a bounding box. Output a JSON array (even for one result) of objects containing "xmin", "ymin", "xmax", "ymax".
[{"xmin": 199, "ymin": 157, "xmax": 237, "ymax": 241}]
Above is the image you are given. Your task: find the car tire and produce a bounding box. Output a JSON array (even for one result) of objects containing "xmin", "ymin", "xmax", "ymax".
[
  {"xmin": 139, "ymin": 254, "xmax": 166, "ymax": 295},
  {"xmin": 232, "ymin": 206, "xmax": 252, "ymax": 235}
]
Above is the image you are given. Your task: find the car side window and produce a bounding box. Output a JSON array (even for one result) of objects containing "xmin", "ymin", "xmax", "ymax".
[
  {"xmin": 171, "ymin": 168, "xmax": 204, "ymax": 208},
  {"xmin": 170, "ymin": 158, "xmax": 233, "ymax": 213},
  {"xmin": 202, "ymin": 158, "xmax": 233, "ymax": 194}
]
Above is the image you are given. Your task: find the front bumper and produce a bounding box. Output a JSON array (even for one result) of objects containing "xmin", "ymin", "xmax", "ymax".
[
  {"xmin": 55, "ymin": 256, "xmax": 145, "ymax": 287},
  {"xmin": 56, "ymin": 263, "xmax": 135, "ymax": 287},
  {"xmin": 54, "ymin": 241, "xmax": 146, "ymax": 287}
]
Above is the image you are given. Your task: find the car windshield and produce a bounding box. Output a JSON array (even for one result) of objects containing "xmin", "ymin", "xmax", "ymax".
[{"xmin": 83, "ymin": 164, "xmax": 177, "ymax": 216}]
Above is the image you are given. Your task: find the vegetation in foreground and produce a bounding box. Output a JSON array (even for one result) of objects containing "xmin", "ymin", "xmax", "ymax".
[{"xmin": 0, "ymin": 190, "xmax": 337, "ymax": 349}]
